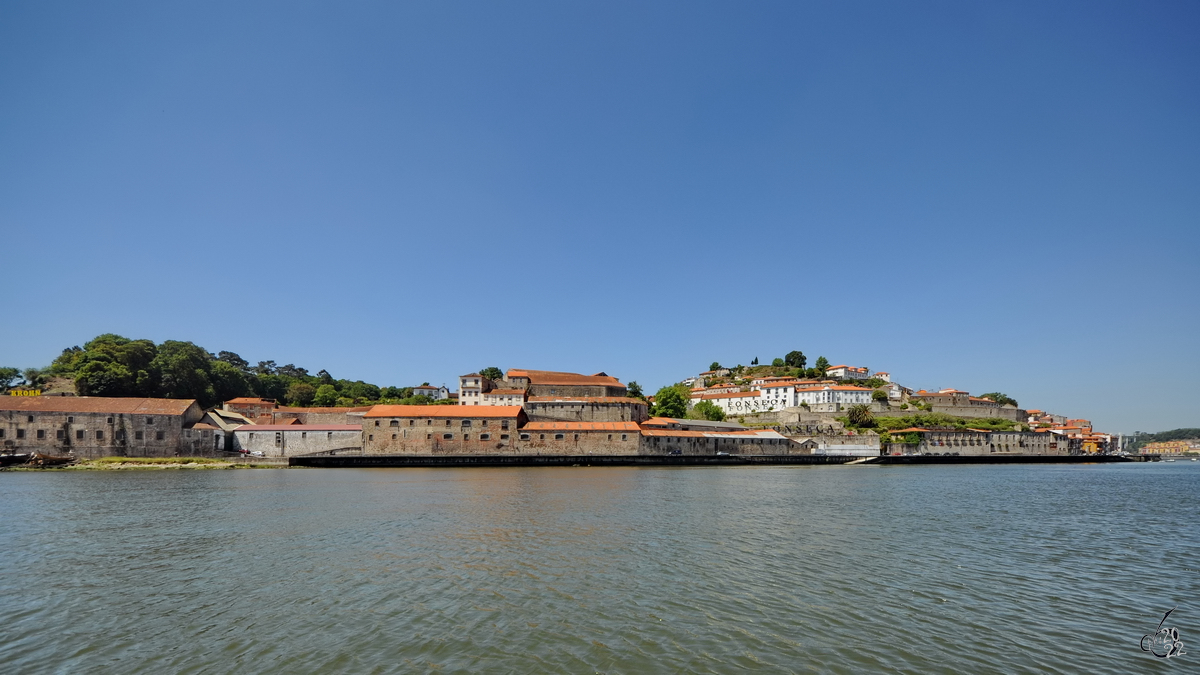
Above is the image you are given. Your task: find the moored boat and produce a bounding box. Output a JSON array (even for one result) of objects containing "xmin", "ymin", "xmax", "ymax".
[
  {"xmin": 0, "ymin": 453, "xmax": 32, "ymax": 467},
  {"xmin": 28, "ymin": 452, "xmax": 76, "ymax": 467}
]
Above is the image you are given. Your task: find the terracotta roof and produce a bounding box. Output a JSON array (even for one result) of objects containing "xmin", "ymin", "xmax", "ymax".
[
  {"xmin": 505, "ymin": 369, "xmax": 623, "ymax": 387},
  {"xmin": 527, "ymin": 397, "xmax": 644, "ymax": 404},
  {"xmin": 225, "ymin": 398, "xmax": 275, "ymax": 405},
  {"xmin": 795, "ymin": 385, "xmax": 872, "ymax": 392},
  {"xmin": 522, "ymin": 421, "xmax": 640, "ymax": 431},
  {"xmin": 188, "ymin": 423, "xmax": 220, "ymax": 430},
  {"xmin": 888, "ymin": 427, "xmax": 929, "ymax": 433},
  {"xmin": 0, "ymin": 397, "xmax": 197, "ymax": 415},
  {"xmin": 365, "ymin": 405, "xmax": 523, "ymax": 418},
  {"xmin": 485, "ymin": 389, "xmax": 527, "ymax": 396},
  {"xmin": 413, "ymin": 385, "xmax": 442, "ymax": 390},
  {"xmin": 276, "ymin": 406, "xmax": 372, "ymax": 413},
  {"xmin": 235, "ymin": 424, "xmax": 361, "ymax": 432},
  {"xmin": 640, "ymin": 417, "xmax": 677, "ymax": 427},
  {"xmin": 697, "ymin": 391, "xmax": 761, "ymax": 400},
  {"xmin": 458, "ymin": 374, "xmax": 481, "ymax": 378}
]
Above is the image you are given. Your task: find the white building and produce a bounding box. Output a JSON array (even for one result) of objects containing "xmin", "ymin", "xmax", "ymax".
[
  {"xmin": 412, "ymin": 385, "xmax": 450, "ymax": 401},
  {"xmin": 482, "ymin": 388, "xmax": 526, "ymax": 406},
  {"xmin": 795, "ymin": 385, "xmax": 873, "ymax": 407},
  {"xmin": 457, "ymin": 374, "xmax": 489, "ymax": 405},
  {"xmin": 825, "ymin": 365, "xmax": 870, "ymax": 380},
  {"xmin": 696, "ymin": 391, "xmax": 776, "ymax": 415},
  {"xmin": 874, "ymin": 371, "xmax": 891, "ymax": 383},
  {"xmin": 231, "ymin": 424, "xmax": 362, "ymax": 458},
  {"xmin": 757, "ymin": 382, "xmax": 797, "ymax": 409}
]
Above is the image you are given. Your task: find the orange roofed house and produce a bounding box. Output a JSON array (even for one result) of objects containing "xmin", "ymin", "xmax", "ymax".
[{"xmin": 0, "ymin": 396, "xmax": 222, "ymax": 458}]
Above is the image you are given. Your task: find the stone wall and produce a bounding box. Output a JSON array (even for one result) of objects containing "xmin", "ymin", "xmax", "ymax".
[
  {"xmin": 525, "ymin": 399, "xmax": 649, "ymax": 423},
  {"xmin": 516, "ymin": 426, "xmax": 641, "ymax": 455},
  {"xmin": 232, "ymin": 427, "xmax": 363, "ymax": 458},
  {"xmin": 0, "ymin": 403, "xmax": 204, "ymax": 459}
]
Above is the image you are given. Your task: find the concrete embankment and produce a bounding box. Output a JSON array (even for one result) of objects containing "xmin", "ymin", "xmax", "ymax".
[
  {"xmin": 866, "ymin": 454, "xmax": 1143, "ymax": 465},
  {"xmin": 289, "ymin": 454, "xmax": 858, "ymax": 468}
]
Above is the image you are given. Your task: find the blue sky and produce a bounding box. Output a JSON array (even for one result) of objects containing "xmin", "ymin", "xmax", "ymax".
[{"xmin": 2, "ymin": 1, "xmax": 1197, "ymax": 434}]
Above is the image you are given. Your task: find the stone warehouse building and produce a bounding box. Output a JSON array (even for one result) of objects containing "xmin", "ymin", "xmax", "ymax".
[
  {"xmin": 459, "ymin": 369, "xmax": 628, "ymax": 404},
  {"xmin": 910, "ymin": 389, "xmax": 1025, "ymax": 421},
  {"xmin": 886, "ymin": 428, "xmax": 1054, "ymax": 456},
  {"xmin": 525, "ymin": 397, "xmax": 649, "ymax": 423},
  {"xmin": 0, "ymin": 396, "xmax": 210, "ymax": 458},
  {"xmin": 362, "ymin": 405, "xmax": 527, "ymax": 454},
  {"xmin": 231, "ymin": 424, "xmax": 362, "ymax": 458}
]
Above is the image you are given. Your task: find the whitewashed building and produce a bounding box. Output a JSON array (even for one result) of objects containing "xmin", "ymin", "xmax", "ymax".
[
  {"xmin": 695, "ymin": 391, "xmax": 777, "ymax": 415},
  {"xmin": 412, "ymin": 385, "xmax": 451, "ymax": 401},
  {"xmin": 795, "ymin": 385, "xmax": 873, "ymax": 407},
  {"xmin": 757, "ymin": 382, "xmax": 797, "ymax": 409},
  {"xmin": 826, "ymin": 365, "xmax": 871, "ymax": 380},
  {"xmin": 231, "ymin": 424, "xmax": 362, "ymax": 457}
]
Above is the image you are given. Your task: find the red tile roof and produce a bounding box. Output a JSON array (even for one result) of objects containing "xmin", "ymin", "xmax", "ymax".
[
  {"xmin": 0, "ymin": 397, "xmax": 197, "ymax": 415},
  {"xmin": 485, "ymin": 389, "xmax": 527, "ymax": 396},
  {"xmin": 236, "ymin": 424, "xmax": 361, "ymax": 432},
  {"xmin": 365, "ymin": 405, "xmax": 523, "ymax": 418},
  {"xmin": 522, "ymin": 421, "xmax": 640, "ymax": 431},
  {"xmin": 505, "ymin": 369, "xmax": 623, "ymax": 387},
  {"xmin": 527, "ymin": 397, "xmax": 644, "ymax": 404},
  {"xmin": 697, "ymin": 391, "xmax": 761, "ymax": 400}
]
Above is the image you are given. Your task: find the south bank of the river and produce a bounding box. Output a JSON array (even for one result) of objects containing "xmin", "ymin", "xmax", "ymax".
[{"xmin": 2, "ymin": 462, "xmax": 1195, "ymax": 674}]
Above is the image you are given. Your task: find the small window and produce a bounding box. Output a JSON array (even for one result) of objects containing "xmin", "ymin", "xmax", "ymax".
[
  {"xmin": 17, "ymin": 429, "xmax": 25, "ymax": 439},
  {"xmin": 156, "ymin": 431, "xmax": 164, "ymax": 441},
  {"xmin": 608, "ymin": 434, "xmax": 612, "ymax": 440},
  {"xmin": 539, "ymin": 434, "xmax": 545, "ymax": 440},
  {"xmin": 56, "ymin": 429, "xmax": 65, "ymax": 440},
  {"xmin": 480, "ymin": 433, "xmax": 491, "ymax": 440},
  {"xmin": 500, "ymin": 434, "xmax": 509, "ymax": 440},
  {"xmin": 390, "ymin": 420, "xmax": 398, "ymax": 427},
  {"xmin": 445, "ymin": 420, "xmax": 451, "ymax": 427},
  {"xmin": 574, "ymin": 434, "xmax": 580, "ymax": 441},
  {"xmin": 621, "ymin": 434, "xmax": 628, "ymax": 441},
  {"xmin": 327, "ymin": 432, "xmax": 332, "ymax": 440},
  {"xmin": 501, "ymin": 420, "xmax": 509, "ymax": 430},
  {"xmin": 146, "ymin": 417, "xmax": 154, "ymax": 425},
  {"xmin": 375, "ymin": 421, "xmax": 380, "ymax": 427},
  {"xmin": 427, "ymin": 434, "xmax": 432, "ymax": 440},
  {"xmin": 135, "ymin": 430, "xmax": 144, "ymax": 440},
  {"xmin": 409, "ymin": 420, "xmax": 414, "ymax": 426},
  {"xmin": 392, "ymin": 434, "xmax": 397, "ymax": 439},
  {"xmin": 369, "ymin": 434, "xmax": 374, "ymax": 441},
  {"xmin": 482, "ymin": 420, "xmax": 488, "ymax": 427},
  {"xmin": 427, "ymin": 419, "xmax": 432, "ymax": 426},
  {"xmin": 463, "ymin": 434, "xmax": 469, "ymax": 440},
  {"xmin": 0, "ymin": 429, "xmax": 4, "ymax": 438},
  {"xmin": 37, "ymin": 429, "xmax": 46, "ymax": 440},
  {"xmin": 461, "ymin": 420, "xmax": 471, "ymax": 427},
  {"xmin": 68, "ymin": 416, "xmax": 74, "ymax": 423},
  {"xmin": 107, "ymin": 417, "xmax": 113, "ymax": 424},
  {"xmin": 27, "ymin": 416, "xmax": 34, "ymax": 422},
  {"xmin": 519, "ymin": 433, "xmax": 530, "ymax": 440},
  {"xmin": 76, "ymin": 429, "xmax": 84, "ymax": 440},
  {"xmin": 443, "ymin": 433, "xmax": 453, "ymax": 440}
]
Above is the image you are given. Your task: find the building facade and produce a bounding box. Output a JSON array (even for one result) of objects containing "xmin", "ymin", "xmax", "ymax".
[{"xmin": 0, "ymin": 397, "xmax": 205, "ymax": 458}]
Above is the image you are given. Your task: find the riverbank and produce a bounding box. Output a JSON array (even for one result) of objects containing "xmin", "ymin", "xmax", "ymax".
[{"xmin": 3, "ymin": 457, "xmax": 291, "ymax": 471}]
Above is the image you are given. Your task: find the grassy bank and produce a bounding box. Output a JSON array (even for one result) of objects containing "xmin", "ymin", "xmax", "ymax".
[{"xmin": 7, "ymin": 457, "xmax": 290, "ymax": 470}]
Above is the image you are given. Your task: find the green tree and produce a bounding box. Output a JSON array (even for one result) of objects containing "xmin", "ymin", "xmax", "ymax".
[
  {"xmin": 652, "ymin": 386, "xmax": 688, "ymax": 419},
  {"xmin": 814, "ymin": 356, "xmax": 830, "ymax": 376},
  {"xmin": 771, "ymin": 358, "xmax": 785, "ymax": 367},
  {"xmin": 287, "ymin": 382, "xmax": 316, "ymax": 406},
  {"xmin": 313, "ymin": 384, "xmax": 339, "ymax": 406},
  {"xmin": 709, "ymin": 362, "xmax": 722, "ymax": 371},
  {"xmin": 872, "ymin": 390, "xmax": 888, "ymax": 402},
  {"xmin": 216, "ymin": 351, "xmax": 250, "ymax": 373},
  {"xmin": 979, "ymin": 392, "xmax": 1018, "ymax": 407},
  {"xmin": 152, "ymin": 341, "xmax": 216, "ymax": 405},
  {"xmin": 254, "ymin": 374, "xmax": 289, "ymax": 401},
  {"xmin": 49, "ymin": 346, "xmax": 84, "ymax": 375},
  {"xmin": 690, "ymin": 399, "xmax": 726, "ymax": 422},
  {"xmin": 751, "ymin": 357, "xmax": 758, "ymax": 365},
  {"xmin": 784, "ymin": 350, "xmax": 807, "ymax": 369},
  {"xmin": 480, "ymin": 367, "xmax": 504, "ymax": 380},
  {"xmin": 847, "ymin": 404, "xmax": 874, "ymax": 428},
  {"xmin": 75, "ymin": 361, "xmax": 137, "ymax": 397},
  {"xmin": 626, "ymin": 381, "xmax": 644, "ymax": 399},
  {"xmin": 210, "ymin": 360, "xmax": 253, "ymax": 403},
  {"xmin": 0, "ymin": 367, "xmax": 19, "ymax": 389}
]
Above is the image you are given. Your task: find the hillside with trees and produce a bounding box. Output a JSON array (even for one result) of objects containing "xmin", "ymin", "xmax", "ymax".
[{"xmin": 6, "ymin": 334, "xmax": 426, "ymax": 408}]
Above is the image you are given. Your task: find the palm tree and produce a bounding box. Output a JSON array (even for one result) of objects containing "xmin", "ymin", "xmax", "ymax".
[{"xmin": 847, "ymin": 404, "xmax": 874, "ymax": 428}]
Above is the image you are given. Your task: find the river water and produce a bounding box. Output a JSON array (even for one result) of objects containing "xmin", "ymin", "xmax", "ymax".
[{"xmin": 2, "ymin": 463, "xmax": 1197, "ymax": 673}]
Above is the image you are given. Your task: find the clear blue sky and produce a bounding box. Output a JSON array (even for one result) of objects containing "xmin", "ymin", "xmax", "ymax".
[{"xmin": 2, "ymin": 1, "xmax": 1197, "ymax": 434}]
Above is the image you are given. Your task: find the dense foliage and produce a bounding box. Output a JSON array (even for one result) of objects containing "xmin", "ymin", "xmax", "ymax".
[
  {"xmin": 979, "ymin": 392, "xmax": 1018, "ymax": 407},
  {"xmin": 651, "ymin": 385, "xmax": 689, "ymax": 419},
  {"xmin": 857, "ymin": 413, "xmax": 1023, "ymax": 432},
  {"xmin": 689, "ymin": 400, "xmax": 726, "ymax": 422},
  {"xmin": 45, "ymin": 334, "xmax": 413, "ymax": 408}
]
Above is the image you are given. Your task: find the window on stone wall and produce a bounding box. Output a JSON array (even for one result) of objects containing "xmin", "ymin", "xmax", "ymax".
[
  {"xmin": 480, "ymin": 433, "xmax": 491, "ymax": 440},
  {"xmin": 461, "ymin": 420, "xmax": 471, "ymax": 427},
  {"xmin": 156, "ymin": 431, "xmax": 164, "ymax": 441},
  {"xmin": 146, "ymin": 417, "xmax": 154, "ymax": 425},
  {"xmin": 409, "ymin": 420, "xmax": 414, "ymax": 426},
  {"xmin": 519, "ymin": 433, "xmax": 530, "ymax": 440},
  {"xmin": 445, "ymin": 420, "xmax": 451, "ymax": 427},
  {"xmin": 135, "ymin": 431, "xmax": 144, "ymax": 440},
  {"xmin": 107, "ymin": 417, "xmax": 113, "ymax": 424},
  {"xmin": 554, "ymin": 434, "xmax": 564, "ymax": 440},
  {"xmin": 56, "ymin": 429, "xmax": 65, "ymax": 440},
  {"xmin": 390, "ymin": 420, "xmax": 398, "ymax": 427},
  {"xmin": 621, "ymin": 434, "xmax": 628, "ymax": 441},
  {"xmin": 68, "ymin": 417, "xmax": 73, "ymax": 423},
  {"xmin": 37, "ymin": 429, "xmax": 45, "ymax": 440},
  {"xmin": 443, "ymin": 433, "xmax": 453, "ymax": 440},
  {"xmin": 539, "ymin": 434, "xmax": 545, "ymax": 440},
  {"xmin": 16, "ymin": 429, "xmax": 24, "ymax": 439},
  {"xmin": 76, "ymin": 429, "xmax": 84, "ymax": 440},
  {"xmin": 27, "ymin": 416, "xmax": 33, "ymax": 422},
  {"xmin": 426, "ymin": 433, "xmax": 432, "ymax": 440},
  {"xmin": 500, "ymin": 434, "xmax": 509, "ymax": 440},
  {"xmin": 0, "ymin": 429, "xmax": 4, "ymax": 438}
]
